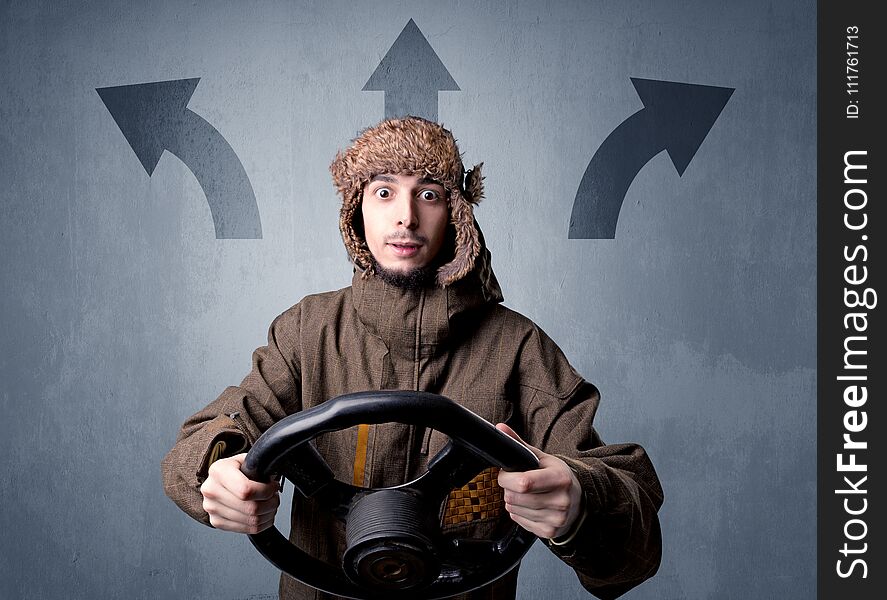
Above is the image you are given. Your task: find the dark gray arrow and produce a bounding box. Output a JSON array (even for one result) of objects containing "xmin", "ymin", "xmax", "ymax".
[
  {"xmin": 363, "ymin": 19, "xmax": 459, "ymax": 122},
  {"xmin": 568, "ymin": 78, "xmax": 734, "ymax": 239},
  {"xmin": 96, "ymin": 78, "xmax": 262, "ymax": 239}
]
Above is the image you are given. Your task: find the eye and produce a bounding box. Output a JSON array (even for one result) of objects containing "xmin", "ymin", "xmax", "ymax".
[
  {"xmin": 419, "ymin": 189, "xmax": 440, "ymax": 201},
  {"xmin": 375, "ymin": 187, "xmax": 391, "ymax": 199}
]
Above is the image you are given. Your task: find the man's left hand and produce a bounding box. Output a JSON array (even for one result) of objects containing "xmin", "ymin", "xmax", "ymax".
[{"xmin": 495, "ymin": 423, "xmax": 584, "ymax": 540}]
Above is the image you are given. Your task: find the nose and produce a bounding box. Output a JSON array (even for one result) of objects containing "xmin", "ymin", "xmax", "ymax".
[{"xmin": 395, "ymin": 196, "xmax": 418, "ymax": 229}]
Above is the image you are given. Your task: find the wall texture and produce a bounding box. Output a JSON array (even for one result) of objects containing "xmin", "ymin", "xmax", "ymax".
[{"xmin": 0, "ymin": 1, "xmax": 816, "ymax": 598}]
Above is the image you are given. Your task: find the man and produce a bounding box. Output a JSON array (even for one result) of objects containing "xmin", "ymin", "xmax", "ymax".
[{"xmin": 162, "ymin": 116, "xmax": 663, "ymax": 599}]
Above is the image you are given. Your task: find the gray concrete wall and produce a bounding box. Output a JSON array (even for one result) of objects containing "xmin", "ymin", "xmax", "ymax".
[{"xmin": 0, "ymin": 1, "xmax": 816, "ymax": 598}]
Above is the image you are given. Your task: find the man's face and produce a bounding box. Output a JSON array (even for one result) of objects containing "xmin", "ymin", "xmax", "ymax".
[{"xmin": 361, "ymin": 173, "xmax": 449, "ymax": 274}]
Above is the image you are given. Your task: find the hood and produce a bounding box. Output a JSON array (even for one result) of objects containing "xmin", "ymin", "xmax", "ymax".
[{"xmin": 329, "ymin": 116, "xmax": 486, "ymax": 287}]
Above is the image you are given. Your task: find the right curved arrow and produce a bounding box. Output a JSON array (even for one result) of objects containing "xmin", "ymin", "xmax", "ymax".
[{"xmin": 568, "ymin": 78, "xmax": 734, "ymax": 239}]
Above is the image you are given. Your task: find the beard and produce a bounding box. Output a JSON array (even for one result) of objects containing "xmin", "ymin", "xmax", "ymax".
[{"xmin": 370, "ymin": 256, "xmax": 437, "ymax": 290}]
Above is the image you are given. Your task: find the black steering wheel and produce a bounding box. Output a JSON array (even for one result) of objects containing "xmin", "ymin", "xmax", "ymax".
[{"xmin": 240, "ymin": 391, "xmax": 539, "ymax": 600}]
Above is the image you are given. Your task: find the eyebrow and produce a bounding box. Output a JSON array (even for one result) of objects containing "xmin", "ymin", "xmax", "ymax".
[
  {"xmin": 369, "ymin": 174, "xmax": 397, "ymax": 184},
  {"xmin": 368, "ymin": 174, "xmax": 444, "ymax": 187}
]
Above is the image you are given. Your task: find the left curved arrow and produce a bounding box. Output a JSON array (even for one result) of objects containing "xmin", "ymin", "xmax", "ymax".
[{"xmin": 96, "ymin": 78, "xmax": 262, "ymax": 239}]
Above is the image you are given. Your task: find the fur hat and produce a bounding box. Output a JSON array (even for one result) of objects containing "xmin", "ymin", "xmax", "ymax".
[{"xmin": 329, "ymin": 116, "xmax": 485, "ymax": 287}]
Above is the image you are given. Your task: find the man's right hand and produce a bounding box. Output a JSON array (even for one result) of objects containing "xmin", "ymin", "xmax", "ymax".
[{"xmin": 200, "ymin": 453, "xmax": 281, "ymax": 534}]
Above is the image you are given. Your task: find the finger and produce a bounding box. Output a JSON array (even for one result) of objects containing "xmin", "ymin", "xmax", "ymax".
[
  {"xmin": 207, "ymin": 511, "xmax": 277, "ymax": 534},
  {"xmin": 201, "ymin": 476, "xmax": 280, "ymax": 514},
  {"xmin": 504, "ymin": 502, "xmax": 571, "ymax": 528},
  {"xmin": 204, "ymin": 478, "xmax": 279, "ymax": 504},
  {"xmin": 204, "ymin": 489, "xmax": 280, "ymax": 519},
  {"xmin": 231, "ymin": 478, "xmax": 280, "ymax": 502},
  {"xmin": 498, "ymin": 456, "xmax": 575, "ymax": 494},
  {"xmin": 207, "ymin": 457, "xmax": 280, "ymax": 501},
  {"xmin": 202, "ymin": 486, "xmax": 279, "ymax": 533},
  {"xmin": 507, "ymin": 511, "xmax": 560, "ymax": 540},
  {"xmin": 226, "ymin": 452, "xmax": 281, "ymax": 491},
  {"xmin": 503, "ymin": 487, "xmax": 572, "ymax": 511},
  {"xmin": 204, "ymin": 494, "xmax": 280, "ymax": 526},
  {"xmin": 498, "ymin": 466, "xmax": 571, "ymax": 496}
]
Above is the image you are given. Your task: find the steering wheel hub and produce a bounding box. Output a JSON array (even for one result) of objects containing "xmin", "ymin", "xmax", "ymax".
[{"xmin": 344, "ymin": 489, "xmax": 440, "ymax": 590}]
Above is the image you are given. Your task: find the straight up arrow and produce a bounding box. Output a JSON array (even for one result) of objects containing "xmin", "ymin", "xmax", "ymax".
[{"xmin": 363, "ymin": 19, "xmax": 459, "ymax": 122}]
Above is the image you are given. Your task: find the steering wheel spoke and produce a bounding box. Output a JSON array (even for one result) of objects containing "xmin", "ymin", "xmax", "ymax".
[
  {"xmin": 411, "ymin": 441, "xmax": 489, "ymax": 499},
  {"xmin": 440, "ymin": 537, "xmax": 499, "ymax": 570},
  {"xmin": 277, "ymin": 442, "xmax": 336, "ymax": 498},
  {"xmin": 439, "ymin": 527, "xmax": 538, "ymax": 584}
]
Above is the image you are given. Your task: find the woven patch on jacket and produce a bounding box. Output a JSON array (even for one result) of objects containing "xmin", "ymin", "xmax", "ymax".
[{"xmin": 442, "ymin": 467, "xmax": 504, "ymax": 526}]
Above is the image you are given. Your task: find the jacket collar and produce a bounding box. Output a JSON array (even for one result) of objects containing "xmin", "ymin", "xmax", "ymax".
[{"xmin": 351, "ymin": 247, "xmax": 503, "ymax": 359}]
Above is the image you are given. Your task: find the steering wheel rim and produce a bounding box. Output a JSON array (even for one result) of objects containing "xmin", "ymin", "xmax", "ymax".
[{"xmin": 241, "ymin": 391, "xmax": 539, "ymax": 600}]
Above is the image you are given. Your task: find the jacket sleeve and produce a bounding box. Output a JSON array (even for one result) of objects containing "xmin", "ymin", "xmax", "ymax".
[
  {"xmin": 514, "ymin": 328, "xmax": 663, "ymax": 600},
  {"xmin": 160, "ymin": 305, "xmax": 302, "ymax": 525}
]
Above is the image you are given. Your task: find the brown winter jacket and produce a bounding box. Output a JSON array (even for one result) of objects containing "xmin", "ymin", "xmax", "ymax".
[{"xmin": 161, "ymin": 262, "xmax": 663, "ymax": 600}]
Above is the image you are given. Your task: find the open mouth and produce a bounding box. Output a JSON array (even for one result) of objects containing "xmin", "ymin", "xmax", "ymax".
[{"xmin": 388, "ymin": 242, "xmax": 421, "ymax": 256}]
